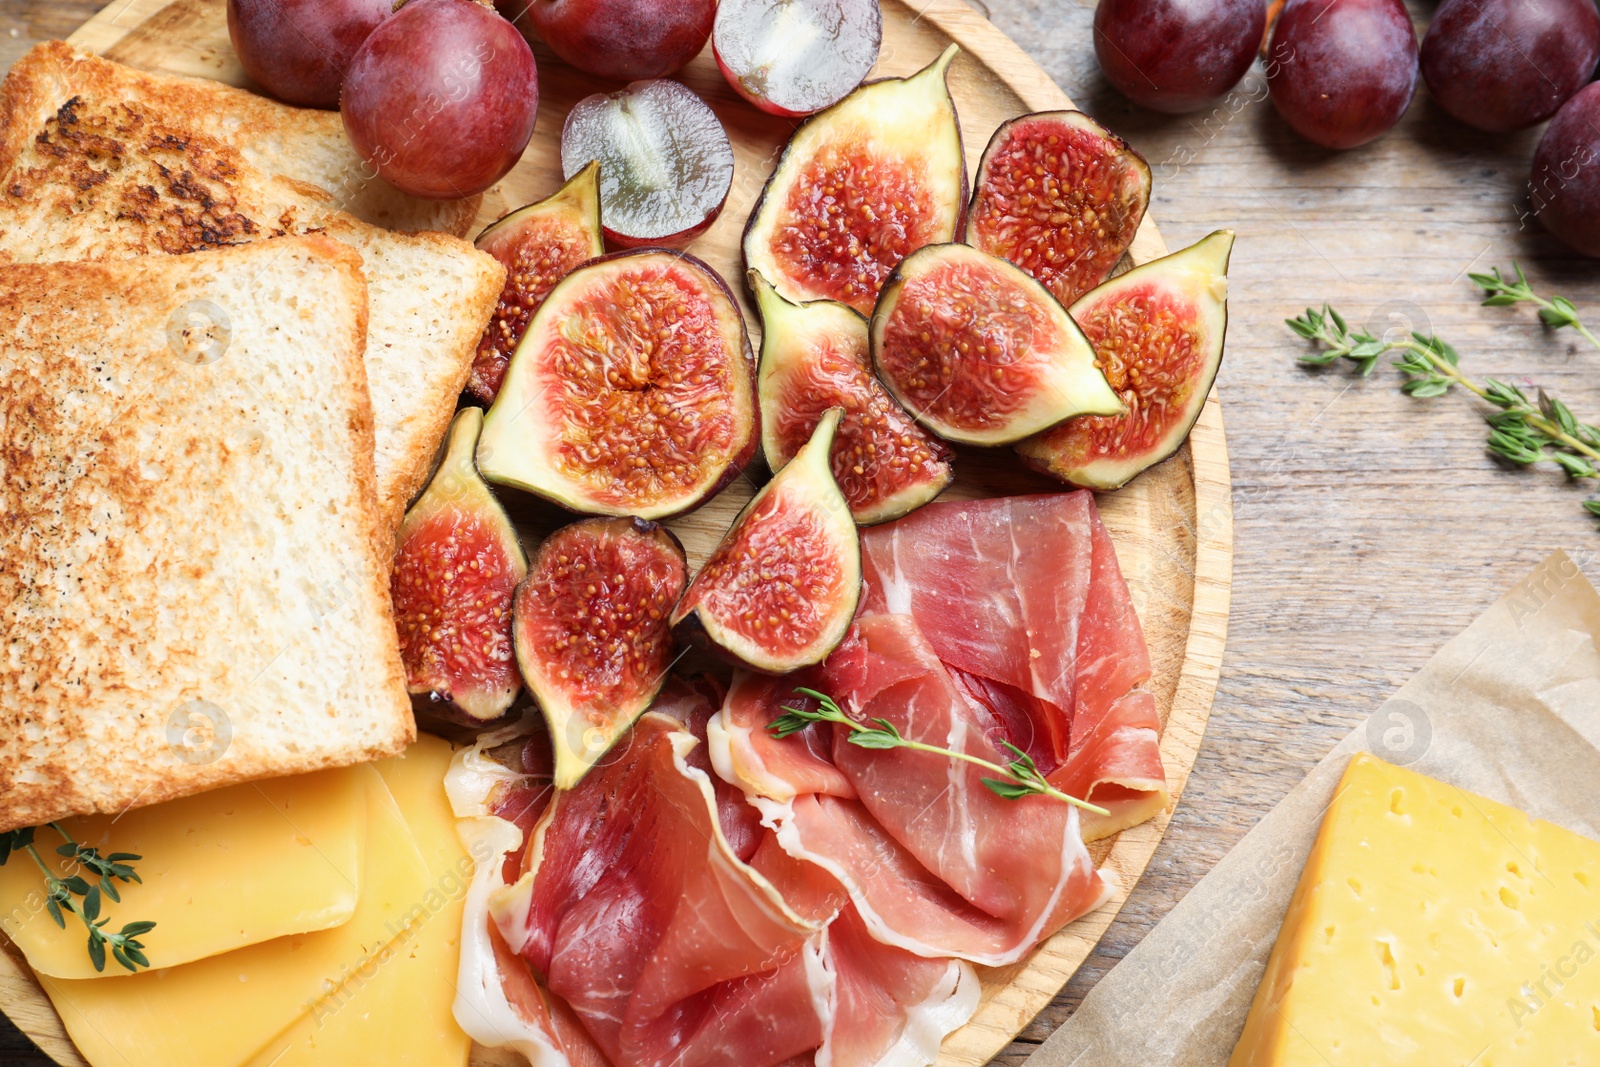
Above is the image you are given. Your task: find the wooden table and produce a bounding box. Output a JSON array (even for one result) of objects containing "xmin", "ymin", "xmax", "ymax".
[{"xmin": 3, "ymin": 1, "xmax": 1596, "ymax": 1064}]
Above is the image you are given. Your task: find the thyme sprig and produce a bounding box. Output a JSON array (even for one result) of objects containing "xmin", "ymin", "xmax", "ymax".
[
  {"xmin": 0, "ymin": 825, "xmax": 154, "ymax": 973},
  {"xmin": 769, "ymin": 688, "xmax": 1109, "ymax": 815},
  {"xmin": 1470, "ymin": 263, "xmax": 1600, "ymax": 353},
  {"xmin": 1290, "ymin": 306, "xmax": 1600, "ymax": 491}
]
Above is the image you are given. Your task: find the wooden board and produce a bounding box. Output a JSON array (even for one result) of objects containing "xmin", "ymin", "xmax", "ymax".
[{"xmin": 0, "ymin": 2, "xmax": 1233, "ymax": 1065}]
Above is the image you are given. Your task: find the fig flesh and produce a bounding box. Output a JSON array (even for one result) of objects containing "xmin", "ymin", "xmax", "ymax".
[
  {"xmin": 391, "ymin": 407, "xmax": 529, "ymax": 724},
  {"xmin": 1017, "ymin": 230, "xmax": 1234, "ymax": 490},
  {"xmin": 743, "ymin": 44, "xmax": 966, "ymax": 315},
  {"xmin": 671, "ymin": 408, "xmax": 861, "ymax": 673},
  {"xmin": 870, "ymin": 243, "xmax": 1122, "ymax": 447},
  {"xmin": 752, "ymin": 270, "xmax": 952, "ymax": 525},
  {"xmin": 477, "ymin": 249, "xmax": 758, "ymax": 520},
  {"xmin": 561, "ymin": 79, "xmax": 735, "ymax": 250},
  {"xmin": 468, "ymin": 162, "xmax": 605, "ymax": 405},
  {"xmin": 713, "ymin": 0, "xmax": 883, "ymax": 117},
  {"xmin": 966, "ymin": 111, "xmax": 1152, "ymax": 309},
  {"xmin": 513, "ymin": 517, "xmax": 689, "ymax": 789}
]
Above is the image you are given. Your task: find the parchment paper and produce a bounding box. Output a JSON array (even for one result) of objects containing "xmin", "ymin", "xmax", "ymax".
[{"xmin": 1028, "ymin": 549, "xmax": 1600, "ymax": 1066}]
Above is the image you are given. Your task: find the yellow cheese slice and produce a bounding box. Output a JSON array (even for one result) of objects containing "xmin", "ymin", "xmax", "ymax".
[
  {"xmin": 1, "ymin": 766, "xmax": 366, "ymax": 978},
  {"xmin": 38, "ymin": 765, "xmax": 432, "ymax": 1067},
  {"xmin": 247, "ymin": 735, "xmax": 471, "ymax": 1067},
  {"xmin": 1231, "ymin": 752, "xmax": 1600, "ymax": 1067}
]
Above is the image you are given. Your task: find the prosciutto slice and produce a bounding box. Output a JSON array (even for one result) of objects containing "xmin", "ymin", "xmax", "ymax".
[
  {"xmin": 491, "ymin": 712, "xmax": 826, "ymax": 1067},
  {"xmin": 858, "ymin": 492, "xmax": 1167, "ymax": 840},
  {"xmin": 711, "ymin": 614, "xmax": 1114, "ymax": 967}
]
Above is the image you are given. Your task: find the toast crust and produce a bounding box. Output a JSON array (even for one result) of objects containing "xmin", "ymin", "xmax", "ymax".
[
  {"xmin": 11, "ymin": 40, "xmax": 482, "ymax": 238},
  {"xmin": 0, "ymin": 42, "xmax": 505, "ymax": 528},
  {"xmin": 0, "ymin": 238, "xmax": 414, "ymax": 831}
]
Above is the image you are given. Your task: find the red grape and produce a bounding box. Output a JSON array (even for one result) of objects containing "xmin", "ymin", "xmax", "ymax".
[
  {"xmin": 342, "ymin": 0, "xmax": 539, "ymax": 200},
  {"xmin": 503, "ymin": 0, "xmax": 714, "ymax": 81},
  {"xmin": 1421, "ymin": 0, "xmax": 1600, "ymax": 135},
  {"xmin": 1267, "ymin": 0, "xmax": 1418, "ymax": 150},
  {"xmin": 226, "ymin": 0, "xmax": 389, "ymax": 109},
  {"xmin": 1093, "ymin": 0, "xmax": 1265, "ymax": 114},
  {"xmin": 1531, "ymin": 82, "xmax": 1600, "ymax": 258}
]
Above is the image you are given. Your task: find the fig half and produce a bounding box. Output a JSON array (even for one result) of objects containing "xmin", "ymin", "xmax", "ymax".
[
  {"xmin": 713, "ymin": 0, "xmax": 883, "ymax": 117},
  {"xmin": 869, "ymin": 243, "xmax": 1123, "ymax": 447},
  {"xmin": 966, "ymin": 110, "xmax": 1152, "ymax": 309},
  {"xmin": 752, "ymin": 270, "xmax": 952, "ymax": 525},
  {"xmin": 1017, "ymin": 230, "xmax": 1234, "ymax": 490},
  {"xmin": 391, "ymin": 407, "xmax": 529, "ymax": 725},
  {"xmin": 561, "ymin": 79, "xmax": 735, "ymax": 250},
  {"xmin": 671, "ymin": 408, "xmax": 861, "ymax": 673},
  {"xmin": 468, "ymin": 162, "xmax": 606, "ymax": 405},
  {"xmin": 743, "ymin": 44, "xmax": 966, "ymax": 315},
  {"xmin": 513, "ymin": 517, "xmax": 689, "ymax": 789},
  {"xmin": 477, "ymin": 248, "xmax": 759, "ymax": 520}
]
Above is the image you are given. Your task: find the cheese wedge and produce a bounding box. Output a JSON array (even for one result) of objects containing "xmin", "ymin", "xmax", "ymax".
[
  {"xmin": 1231, "ymin": 753, "xmax": 1600, "ymax": 1067},
  {"xmin": 39, "ymin": 766, "xmax": 433, "ymax": 1067},
  {"xmin": 248, "ymin": 735, "xmax": 472, "ymax": 1067},
  {"xmin": 0, "ymin": 766, "xmax": 366, "ymax": 978}
]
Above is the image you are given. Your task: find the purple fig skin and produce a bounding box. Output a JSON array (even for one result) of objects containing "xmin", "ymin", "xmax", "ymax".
[
  {"xmin": 1093, "ymin": 0, "xmax": 1265, "ymax": 115},
  {"xmin": 1421, "ymin": 0, "xmax": 1600, "ymax": 135},
  {"xmin": 741, "ymin": 62, "xmax": 968, "ymax": 312},
  {"xmin": 498, "ymin": 0, "xmax": 713, "ymax": 80},
  {"xmin": 1267, "ymin": 0, "xmax": 1419, "ymax": 150},
  {"xmin": 1531, "ymin": 83, "xmax": 1600, "ymax": 259}
]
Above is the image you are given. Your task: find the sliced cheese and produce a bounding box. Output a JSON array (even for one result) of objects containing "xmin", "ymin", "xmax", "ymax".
[
  {"xmin": 39, "ymin": 765, "xmax": 432, "ymax": 1067},
  {"xmin": 248, "ymin": 735, "xmax": 472, "ymax": 1067},
  {"xmin": 1, "ymin": 766, "xmax": 366, "ymax": 978},
  {"xmin": 1231, "ymin": 753, "xmax": 1600, "ymax": 1067}
]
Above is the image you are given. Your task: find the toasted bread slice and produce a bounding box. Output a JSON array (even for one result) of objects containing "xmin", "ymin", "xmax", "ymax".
[
  {"xmin": 0, "ymin": 237, "xmax": 415, "ymax": 833},
  {"xmin": 7, "ymin": 41, "xmax": 481, "ymax": 238},
  {"xmin": 0, "ymin": 43, "xmax": 506, "ymax": 525}
]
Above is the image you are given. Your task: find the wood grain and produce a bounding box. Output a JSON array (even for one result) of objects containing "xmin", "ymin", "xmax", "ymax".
[
  {"xmin": 11, "ymin": 0, "xmax": 1594, "ymax": 1063},
  {"xmin": 0, "ymin": 1, "xmax": 1228, "ymax": 1065}
]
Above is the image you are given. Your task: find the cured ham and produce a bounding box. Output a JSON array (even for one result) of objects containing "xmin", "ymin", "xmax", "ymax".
[
  {"xmin": 490, "ymin": 712, "xmax": 824, "ymax": 1067},
  {"xmin": 858, "ymin": 492, "xmax": 1167, "ymax": 839},
  {"xmin": 711, "ymin": 614, "xmax": 1115, "ymax": 967}
]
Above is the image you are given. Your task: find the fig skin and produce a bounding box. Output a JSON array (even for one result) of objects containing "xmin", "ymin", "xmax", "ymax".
[
  {"xmin": 391, "ymin": 407, "xmax": 529, "ymax": 728},
  {"xmin": 751, "ymin": 269, "xmax": 953, "ymax": 525},
  {"xmin": 869, "ymin": 242, "xmax": 1123, "ymax": 448},
  {"xmin": 468, "ymin": 162, "xmax": 605, "ymax": 405},
  {"xmin": 513, "ymin": 516, "xmax": 688, "ymax": 789},
  {"xmin": 966, "ymin": 110, "xmax": 1152, "ymax": 309},
  {"xmin": 1016, "ymin": 230, "xmax": 1234, "ymax": 490},
  {"xmin": 500, "ymin": 0, "xmax": 713, "ymax": 81},
  {"xmin": 671, "ymin": 408, "xmax": 862, "ymax": 675},
  {"xmin": 477, "ymin": 247, "xmax": 760, "ymax": 520},
  {"xmin": 742, "ymin": 44, "xmax": 968, "ymax": 316}
]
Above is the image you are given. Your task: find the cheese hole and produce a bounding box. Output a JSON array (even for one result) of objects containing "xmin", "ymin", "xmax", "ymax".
[
  {"xmin": 1388, "ymin": 788, "xmax": 1405, "ymax": 815},
  {"xmin": 1323, "ymin": 924, "xmax": 1336, "ymax": 944},
  {"xmin": 1347, "ymin": 877, "xmax": 1362, "ymax": 898},
  {"xmin": 1415, "ymin": 962, "xmax": 1426, "ymax": 977},
  {"xmin": 1577, "ymin": 871, "xmax": 1591, "ymax": 889},
  {"xmin": 1452, "ymin": 804, "xmax": 1464, "ymax": 818},
  {"xmin": 1499, "ymin": 886, "xmax": 1519, "ymax": 910},
  {"xmin": 1506, "ymin": 860, "xmax": 1522, "ymax": 878},
  {"xmin": 1453, "ymin": 977, "xmax": 1466, "ymax": 999},
  {"xmin": 1592, "ymin": 1005, "xmax": 1600, "ymax": 1031},
  {"xmin": 1378, "ymin": 940, "xmax": 1401, "ymax": 990}
]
